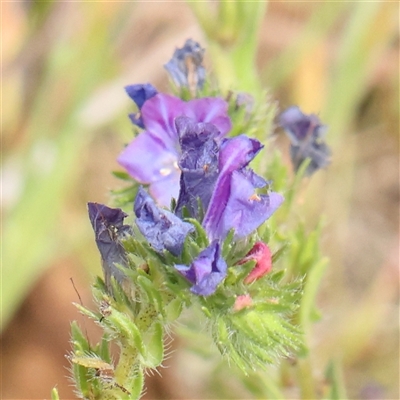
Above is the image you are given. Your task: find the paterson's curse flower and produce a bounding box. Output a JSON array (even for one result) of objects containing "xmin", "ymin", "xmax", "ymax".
[
  {"xmin": 175, "ymin": 240, "xmax": 227, "ymax": 296},
  {"xmin": 202, "ymin": 135, "xmax": 284, "ymax": 242},
  {"xmin": 279, "ymin": 106, "xmax": 331, "ymax": 176},
  {"xmin": 134, "ymin": 186, "xmax": 194, "ymax": 256},
  {"xmin": 118, "ymin": 92, "xmax": 232, "ymax": 207},
  {"xmin": 88, "ymin": 203, "xmax": 131, "ymax": 290}
]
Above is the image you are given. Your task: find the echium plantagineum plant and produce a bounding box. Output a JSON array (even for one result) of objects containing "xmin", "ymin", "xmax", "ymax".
[{"xmin": 62, "ymin": 39, "xmax": 331, "ymax": 400}]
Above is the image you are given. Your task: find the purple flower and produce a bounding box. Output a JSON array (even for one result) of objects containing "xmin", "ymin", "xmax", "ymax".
[
  {"xmin": 164, "ymin": 39, "xmax": 206, "ymax": 91},
  {"xmin": 175, "ymin": 240, "xmax": 227, "ymax": 296},
  {"xmin": 279, "ymin": 106, "xmax": 331, "ymax": 176},
  {"xmin": 203, "ymin": 135, "xmax": 284, "ymax": 241},
  {"xmin": 87, "ymin": 203, "xmax": 131, "ymax": 289},
  {"xmin": 125, "ymin": 83, "xmax": 158, "ymax": 128},
  {"xmin": 175, "ymin": 116, "xmax": 220, "ymax": 218},
  {"xmin": 134, "ymin": 186, "xmax": 194, "ymax": 256},
  {"xmin": 118, "ymin": 93, "xmax": 231, "ymax": 207}
]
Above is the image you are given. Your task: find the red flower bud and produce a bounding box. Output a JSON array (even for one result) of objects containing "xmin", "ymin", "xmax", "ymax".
[
  {"xmin": 237, "ymin": 242, "xmax": 272, "ymax": 284},
  {"xmin": 233, "ymin": 294, "xmax": 253, "ymax": 311}
]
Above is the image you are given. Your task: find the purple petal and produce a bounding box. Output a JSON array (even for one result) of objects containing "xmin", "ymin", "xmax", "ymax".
[
  {"xmin": 164, "ymin": 39, "xmax": 206, "ymax": 90},
  {"xmin": 119, "ymin": 91, "xmax": 232, "ymax": 208},
  {"xmin": 125, "ymin": 83, "xmax": 158, "ymax": 109},
  {"xmin": 279, "ymin": 106, "xmax": 317, "ymax": 144},
  {"xmin": 218, "ymin": 135, "xmax": 263, "ymax": 173},
  {"xmin": 279, "ymin": 106, "xmax": 331, "ymax": 175},
  {"xmin": 186, "ymin": 97, "xmax": 232, "ymax": 137},
  {"xmin": 134, "ymin": 187, "xmax": 194, "ymax": 256},
  {"xmin": 87, "ymin": 203, "xmax": 131, "ymax": 288},
  {"xmin": 141, "ymin": 93, "xmax": 186, "ymax": 147},
  {"xmin": 125, "ymin": 84, "xmax": 158, "ymax": 129},
  {"xmin": 218, "ymin": 170, "xmax": 284, "ymax": 239},
  {"xmin": 148, "ymin": 172, "xmax": 181, "ymax": 208},
  {"xmin": 128, "ymin": 113, "xmax": 145, "ymax": 129},
  {"xmin": 117, "ymin": 132, "xmax": 179, "ymax": 185},
  {"xmin": 175, "ymin": 241, "xmax": 227, "ymax": 296},
  {"xmin": 203, "ymin": 135, "xmax": 264, "ymax": 240},
  {"xmin": 175, "ymin": 116, "xmax": 220, "ymax": 217}
]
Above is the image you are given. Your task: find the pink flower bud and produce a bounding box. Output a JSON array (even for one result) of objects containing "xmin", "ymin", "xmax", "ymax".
[
  {"xmin": 233, "ymin": 294, "xmax": 253, "ymax": 311},
  {"xmin": 237, "ymin": 242, "xmax": 272, "ymax": 284}
]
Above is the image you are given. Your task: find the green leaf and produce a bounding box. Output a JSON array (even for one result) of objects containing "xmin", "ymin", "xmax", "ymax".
[
  {"xmin": 125, "ymin": 365, "xmax": 144, "ymax": 400},
  {"xmin": 112, "ymin": 170, "xmax": 132, "ymax": 181},
  {"xmin": 325, "ymin": 359, "xmax": 348, "ymax": 400},
  {"xmin": 73, "ymin": 302, "xmax": 101, "ymax": 321},
  {"xmin": 164, "ymin": 297, "xmax": 183, "ymax": 322},
  {"xmin": 136, "ymin": 274, "xmax": 165, "ymax": 319},
  {"xmin": 50, "ymin": 387, "xmax": 60, "ymax": 400},
  {"xmin": 106, "ymin": 308, "xmax": 146, "ymax": 359},
  {"xmin": 98, "ymin": 334, "xmax": 111, "ymax": 364},
  {"xmin": 300, "ymin": 257, "xmax": 329, "ymax": 332},
  {"xmin": 269, "ymin": 270, "xmax": 285, "ymax": 284},
  {"xmin": 143, "ymin": 321, "xmax": 164, "ymax": 369},
  {"xmin": 70, "ymin": 322, "xmax": 93, "ymax": 398},
  {"xmin": 213, "ymin": 307, "xmax": 303, "ymax": 373}
]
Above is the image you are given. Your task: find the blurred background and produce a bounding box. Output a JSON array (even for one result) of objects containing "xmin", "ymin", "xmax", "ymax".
[{"xmin": 2, "ymin": 2, "xmax": 399, "ymax": 399}]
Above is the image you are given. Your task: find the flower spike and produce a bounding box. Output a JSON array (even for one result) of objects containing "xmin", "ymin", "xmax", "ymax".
[{"xmin": 175, "ymin": 240, "xmax": 227, "ymax": 296}]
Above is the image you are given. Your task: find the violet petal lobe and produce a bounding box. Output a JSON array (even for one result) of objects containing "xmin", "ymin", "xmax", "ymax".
[
  {"xmin": 141, "ymin": 93, "xmax": 186, "ymax": 148},
  {"xmin": 218, "ymin": 170, "xmax": 284, "ymax": 240},
  {"xmin": 134, "ymin": 187, "xmax": 194, "ymax": 256},
  {"xmin": 117, "ymin": 131, "xmax": 181, "ymax": 206},
  {"xmin": 87, "ymin": 203, "xmax": 131, "ymax": 288},
  {"xmin": 218, "ymin": 135, "xmax": 263, "ymax": 173},
  {"xmin": 175, "ymin": 240, "xmax": 227, "ymax": 296},
  {"xmin": 185, "ymin": 97, "xmax": 232, "ymax": 138},
  {"xmin": 164, "ymin": 39, "xmax": 206, "ymax": 90},
  {"xmin": 125, "ymin": 83, "xmax": 158, "ymax": 129},
  {"xmin": 290, "ymin": 141, "xmax": 331, "ymax": 176},
  {"xmin": 175, "ymin": 116, "xmax": 220, "ymax": 217},
  {"xmin": 279, "ymin": 106, "xmax": 331, "ymax": 175},
  {"xmin": 125, "ymin": 83, "xmax": 158, "ymax": 109},
  {"xmin": 203, "ymin": 135, "xmax": 265, "ymax": 241}
]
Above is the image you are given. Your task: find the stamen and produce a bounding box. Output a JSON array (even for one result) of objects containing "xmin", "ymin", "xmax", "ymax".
[
  {"xmin": 249, "ymin": 193, "xmax": 261, "ymax": 201},
  {"xmin": 159, "ymin": 168, "xmax": 171, "ymax": 177},
  {"xmin": 173, "ymin": 161, "xmax": 180, "ymax": 171}
]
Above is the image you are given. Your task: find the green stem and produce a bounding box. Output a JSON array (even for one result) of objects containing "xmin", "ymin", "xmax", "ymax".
[
  {"xmin": 297, "ymin": 357, "xmax": 317, "ymax": 400},
  {"xmin": 114, "ymin": 345, "xmax": 143, "ymax": 400}
]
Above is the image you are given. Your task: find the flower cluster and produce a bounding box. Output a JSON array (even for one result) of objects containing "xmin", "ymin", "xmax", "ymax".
[
  {"xmin": 92, "ymin": 40, "xmax": 285, "ymax": 298},
  {"xmin": 103, "ymin": 49, "xmax": 282, "ymax": 298},
  {"xmin": 72, "ymin": 39, "xmax": 330, "ymax": 400},
  {"xmin": 116, "ymin": 99, "xmax": 282, "ymax": 295}
]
